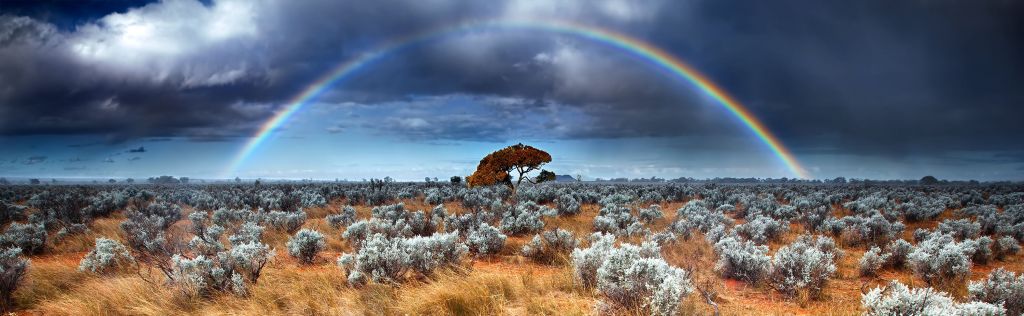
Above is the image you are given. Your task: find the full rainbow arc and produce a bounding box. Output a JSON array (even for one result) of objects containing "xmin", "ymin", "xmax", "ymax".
[{"xmin": 224, "ymin": 19, "xmax": 811, "ymax": 179}]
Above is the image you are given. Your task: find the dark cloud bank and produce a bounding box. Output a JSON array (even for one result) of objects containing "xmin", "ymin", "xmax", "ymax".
[{"xmin": 1, "ymin": 0, "xmax": 1023, "ymax": 165}]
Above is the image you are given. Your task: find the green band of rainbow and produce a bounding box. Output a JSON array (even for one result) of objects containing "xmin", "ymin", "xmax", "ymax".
[{"xmin": 224, "ymin": 18, "xmax": 810, "ymax": 179}]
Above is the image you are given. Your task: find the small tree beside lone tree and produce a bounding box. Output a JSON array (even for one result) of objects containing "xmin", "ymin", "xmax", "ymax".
[{"xmin": 468, "ymin": 143, "xmax": 554, "ymax": 188}]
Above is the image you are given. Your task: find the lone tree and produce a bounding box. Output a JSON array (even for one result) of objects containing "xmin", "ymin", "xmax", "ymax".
[{"xmin": 468, "ymin": 143, "xmax": 554, "ymax": 188}]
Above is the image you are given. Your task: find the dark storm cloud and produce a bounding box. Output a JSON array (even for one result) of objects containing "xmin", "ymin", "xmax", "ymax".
[
  {"xmin": 0, "ymin": 0, "xmax": 1022, "ymax": 161},
  {"xmin": 642, "ymin": 0, "xmax": 1024, "ymax": 157}
]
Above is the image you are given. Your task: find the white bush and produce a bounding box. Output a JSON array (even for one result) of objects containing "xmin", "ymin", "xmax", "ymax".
[
  {"xmin": 467, "ymin": 223, "xmax": 506, "ymax": 256},
  {"xmin": 596, "ymin": 244, "xmax": 692, "ymax": 315},
  {"xmin": 326, "ymin": 206, "xmax": 357, "ymax": 229},
  {"xmin": 969, "ymin": 268, "xmax": 1024, "ymax": 315},
  {"xmin": 638, "ymin": 205, "xmax": 664, "ymax": 223},
  {"xmin": 557, "ymin": 194, "xmax": 581, "ymax": 216},
  {"xmin": 859, "ymin": 246, "xmax": 890, "ymax": 277},
  {"xmin": 79, "ymin": 237, "xmax": 134, "ymax": 274},
  {"xmin": 714, "ymin": 235, "xmax": 771, "ymax": 283},
  {"xmin": 522, "ymin": 229, "xmax": 577, "ymax": 264},
  {"xmin": 286, "ymin": 229, "xmax": 326, "ymax": 264},
  {"xmin": 908, "ymin": 232, "xmax": 975, "ymax": 287},
  {"xmin": 0, "ymin": 248, "xmax": 29, "ymax": 311},
  {"xmin": 770, "ymin": 235, "xmax": 837, "ymax": 298},
  {"xmin": 862, "ymin": 281, "xmax": 1005, "ymax": 316},
  {"xmin": 571, "ymin": 233, "xmax": 617, "ymax": 288}
]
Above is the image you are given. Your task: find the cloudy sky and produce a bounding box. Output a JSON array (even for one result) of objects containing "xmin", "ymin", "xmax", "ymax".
[{"xmin": 1, "ymin": 0, "xmax": 1022, "ymax": 181}]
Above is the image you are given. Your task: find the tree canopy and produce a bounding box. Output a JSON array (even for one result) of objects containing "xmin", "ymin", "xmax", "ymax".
[{"xmin": 467, "ymin": 143, "xmax": 553, "ymax": 188}]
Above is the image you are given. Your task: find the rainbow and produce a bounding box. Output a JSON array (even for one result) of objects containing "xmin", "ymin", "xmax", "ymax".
[{"xmin": 223, "ymin": 18, "xmax": 810, "ymax": 179}]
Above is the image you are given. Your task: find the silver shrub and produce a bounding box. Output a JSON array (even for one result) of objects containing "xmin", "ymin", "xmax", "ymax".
[
  {"xmin": 638, "ymin": 205, "xmax": 664, "ymax": 224},
  {"xmin": 344, "ymin": 231, "xmax": 466, "ymax": 285},
  {"xmin": 170, "ymin": 254, "xmax": 249, "ymax": 297},
  {"xmin": 596, "ymin": 244, "xmax": 692, "ymax": 316},
  {"xmin": 969, "ymin": 268, "xmax": 1024, "ymax": 315},
  {"xmin": 500, "ymin": 202, "xmax": 546, "ymax": 236},
  {"xmin": 228, "ymin": 241, "xmax": 273, "ymax": 283},
  {"xmin": 884, "ymin": 239, "xmax": 913, "ymax": 269},
  {"xmin": 522, "ymin": 228, "xmax": 577, "ymax": 264},
  {"xmin": 967, "ymin": 236, "xmax": 994, "ymax": 264},
  {"xmin": 571, "ymin": 233, "xmax": 617, "ymax": 288},
  {"xmin": 286, "ymin": 229, "xmax": 326, "ymax": 264},
  {"xmin": 734, "ymin": 214, "xmax": 789, "ymax": 244},
  {"xmin": 403, "ymin": 231, "xmax": 466, "ymax": 276},
  {"xmin": 1, "ymin": 223, "xmax": 47, "ymax": 255},
  {"xmin": 908, "ymin": 232, "xmax": 975, "ymax": 287},
  {"xmin": 859, "ymin": 246, "xmax": 890, "ymax": 277},
  {"xmin": 713, "ymin": 235, "xmax": 771, "ymax": 283},
  {"xmin": 938, "ymin": 219, "xmax": 982, "ymax": 240},
  {"xmin": 557, "ymin": 194, "xmax": 581, "ymax": 216},
  {"xmin": 467, "ymin": 223, "xmax": 506, "ymax": 256},
  {"xmin": 770, "ymin": 235, "xmax": 838, "ymax": 299},
  {"xmin": 862, "ymin": 280, "xmax": 1005, "ymax": 316},
  {"xmin": 326, "ymin": 206, "xmax": 357, "ymax": 229},
  {"xmin": 0, "ymin": 248, "xmax": 29, "ymax": 312},
  {"xmin": 593, "ymin": 203, "xmax": 645, "ymax": 237},
  {"xmin": 228, "ymin": 222, "xmax": 264, "ymax": 247},
  {"xmin": 79, "ymin": 237, "xmax": 134, "ymax": 274},
  {"xmin": 350, "ymin": 233, "xmax": 408, "ymax": 285},
  {"xmin": 993, "ymin": 236, "xmax": 1020, "ymax": 261},
  {"xmin": 673, "ymin": 201, "xmax": 733, "ymax": 236},
  {"xmin": 262, "ymin": 211, "xmax": 307, "ymax": 233}
]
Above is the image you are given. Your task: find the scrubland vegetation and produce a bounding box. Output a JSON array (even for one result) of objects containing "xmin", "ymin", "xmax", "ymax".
[{"xmin": 0, "ymin": 179, "xmax": 1023, "ymax": 315}]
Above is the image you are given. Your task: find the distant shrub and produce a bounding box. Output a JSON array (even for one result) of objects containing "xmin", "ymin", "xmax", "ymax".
[
  {"xmin": 969, "ymin": 268, "xmax": 1024, "ymax": 315},
  {"xmin": 735, "ymin": 215, "xmax": 789, "ymax": 244},
  {"xmin": 908, "ymin": 232, "xmax": 975, "ymax": 288},
  {"xmin": 770, "ymin": 235, "xmax": 838, "ymax": 299},
  {"xmin": 326, "ymin": 206, "xmax": 357, "ymax": 229},
  {"xmin": 228, "ymin": 241, "xmax": 273, "ymax": 283},
  {"xmin": 556, "ymin": 194, "xmax": 581, "ymax": 216},
  {"xmin": 349, "ymin": 234, "xmax": 407, "ymax": 285},
  {"xmin": 286, "ymin": 229, "xmax": 326, "ymax": 264},
  {"xmin": 594, "ymin": 203, "xmax": 645, "ymax": 236},
  {"xmin": 993, "ymin": 236, "xmax": 1020, "ymax": 261},
  {"xmin": 838, "ymin": 212, "xmax": 906, "ymax": 247},
  {"xmin": 595, "ymin": 244, "xmax": 692, "ymax": 315},
  {"xmin": 1, "ymin": 223, "xmax": 46, "ymax": 255},
  {"xmin": 0, "ymin": 248, "xmax": 29, "ymax": 312},
  {"xmin": 885, "ymin": 239, "xmax": 913, "ymax": 269},
  {"xmin": 403, "ymin": 231, "xmax": 466, "ymax": 276},
  {"xmin": 714, "ymin": 235, "xmax": 771, "ymax": 284},
  {"xmin": 862, "ymin": 281, "xmax": 1005, "ymax": 316},
  {"xmin": 938, "ymin": 219, "xmax": 981, "ymax": 240},
  {"xmin": 914, "ymin": 228, "xmax": 931, "ymax": 243},
  {"xmin": 170, "ymin": 255, "xmax": 246, "ymax": 297},
  {"xmin": 571, "ymin": 233, "xmax": 617, "ymax": 288},
  {"xmin": 342, "ymin": 220, "xmax": 370, "ymax": 248},
  {"xmin": 673, "ymin": 201, "xmax": 733, "ymax": 235},
  {"xmin": 344, "ymin": 232, "xmax": 466, "ymax": 285},
  {"xmin": 120, "ymin": 209, "xmax": 177, "ymax": 276},
  {"xmin": 900, "ymin": 202, "xmax": 945, "ymax": 222},
  {"xmin": 522, "ymin": 229, "xmax": 577, "ymax": 264},
  {"xmin": 263, "ymin": 211, "xmax": 307, "ymax": 233},
  {"xmin": 466, "ymin": 223, "xmax": 506, "ymax": 256},
  {"xmin": 638, "ymin": 205, "xmax": 664, "ymax": 223},
  {"xmin": 228, "ymin": 222, "xmax": 264, "ymax": 247},
  {"xmin": 967, "ymin": 236, "xmax": 994, "ymax": 264},
  {"xmin": 79, "ymin": 237, "xmax": 134, "ymax": 274},
  {"xmin": 499, "ymin": 202, "xmax": 545, "ymax": 236},
  {"xmin": 859, "ymin": 246, "xmax": 890, "ymax": 277}
]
